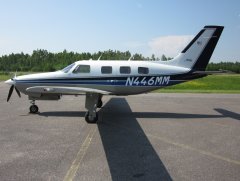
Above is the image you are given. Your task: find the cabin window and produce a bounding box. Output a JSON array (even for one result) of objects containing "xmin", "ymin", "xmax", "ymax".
[
  {"xmin": 138, "ymin": 67, "xmax": 149, "ymax": 74},
  {"xmin": 101, "ymin": 66, "xmax": 112, "ymax": 74},
  {"xmin": 120, "ymin": 66, "xmax": 131, "ymax": 74},
  {"xmin": 73, "ymin": 65, "xmax": 90, "ymax": 73}
]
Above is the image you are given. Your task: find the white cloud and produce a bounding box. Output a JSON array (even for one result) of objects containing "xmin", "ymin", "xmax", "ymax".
[{"xmin": 148, "ymin": 35, "xmax": 193, "ymax": 57}]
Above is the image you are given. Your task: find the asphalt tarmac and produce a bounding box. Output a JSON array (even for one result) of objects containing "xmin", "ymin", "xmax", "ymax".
[{"xmin": 0, "ymin": 82, "xmax": 239, "ymax": 181}]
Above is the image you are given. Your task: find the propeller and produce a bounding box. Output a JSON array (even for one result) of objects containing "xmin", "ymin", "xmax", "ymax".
[{"xmin": 6, "ymin": 73, "xmax": 21, "ymax": 102}]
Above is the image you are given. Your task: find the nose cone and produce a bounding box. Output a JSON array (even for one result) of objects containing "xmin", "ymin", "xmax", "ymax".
[{"xmin": 5, "ymin": 79, "xmax": 14, "ymax": 85}]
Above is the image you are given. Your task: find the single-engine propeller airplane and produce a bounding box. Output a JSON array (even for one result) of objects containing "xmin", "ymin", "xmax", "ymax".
[{"xmin": 5, "ymin": 25, "xmax": 224, "ymax": 123}]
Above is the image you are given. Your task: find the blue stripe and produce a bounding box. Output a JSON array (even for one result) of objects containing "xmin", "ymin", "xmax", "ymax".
[{"xmin": 15, "ymin": 80, "xmax": 184, "ymax": 86}]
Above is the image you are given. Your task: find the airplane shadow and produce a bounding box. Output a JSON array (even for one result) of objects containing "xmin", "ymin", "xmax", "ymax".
[
  {"xmin": 38, "ymin": 111, "xmax": 86, "ymax": 117},
  {"xmin": 214, "ymin": 108, "xmax": 240, "ymax": 121},
  {"xmin": 37, "ymin": 99, "xmax": 239, "ymax": 180},
  {"xmin": 38, "ymin": 109, "xmax": 227, "ymax": 120},
  {"xmin": 97, "ymin": 98, "xmax": 172, "ymax": 180}
]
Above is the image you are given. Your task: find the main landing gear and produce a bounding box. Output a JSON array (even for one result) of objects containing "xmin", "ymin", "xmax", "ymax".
[
  {"xmin": 97, "ymin": 99, "xmax": 103, "ymax": 108},
  {"xmin": 84, "ymin": 93, "xmax": 102, "ymax": 123},
  {"xmin": 29, "ymin": 100, "xmax": 39, "ymax": 114}
]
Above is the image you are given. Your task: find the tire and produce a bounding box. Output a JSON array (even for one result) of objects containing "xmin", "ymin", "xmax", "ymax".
[
  {"xmin": 85, "ymin": 111, "xmax": 98, "ymax": 123},
  {"xmin": 29, "ymin": 105, "xmax": 39, "ymax": 113}
]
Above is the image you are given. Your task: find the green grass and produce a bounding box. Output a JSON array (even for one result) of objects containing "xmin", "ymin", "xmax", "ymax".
[
  {"xmin": 0, "ymin": 73, "xmax": 10, "ymax": 81},
  {"xmin": 155, "ymin": 74, "xmax": 240, "ymax": 93},
  {"xmin": 1, "ymin": 72, "xmax": 240, "ymax": 93}
]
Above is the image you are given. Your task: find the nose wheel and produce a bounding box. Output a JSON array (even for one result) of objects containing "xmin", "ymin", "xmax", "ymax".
[{"xmin": 29, "ymin": 100, "xmax": 39, "ymax": 113}]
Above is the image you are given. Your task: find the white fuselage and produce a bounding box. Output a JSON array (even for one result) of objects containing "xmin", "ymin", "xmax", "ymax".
[{"xmin": 11, "ymin": 60, "xmax": 191, "ymax": 95}]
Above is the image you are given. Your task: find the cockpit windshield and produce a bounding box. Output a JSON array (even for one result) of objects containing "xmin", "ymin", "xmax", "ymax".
[{"xmin": 61, "ymin": 63, "xmax": 75, "ymax": 73}]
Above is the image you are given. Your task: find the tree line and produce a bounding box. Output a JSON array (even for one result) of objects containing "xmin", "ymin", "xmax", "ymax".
[
  {"xmin": 206, "ymin": 62, "xmax": 240, "ymax": 73},
  {"xmin": 0, "ymin": 49, "xmax": 239, "ymax": 73}
]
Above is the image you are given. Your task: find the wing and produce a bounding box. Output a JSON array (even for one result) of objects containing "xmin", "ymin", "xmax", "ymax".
[{"xmin": 26, "ymin": 86, "xmax": 111, "ymax": 95}]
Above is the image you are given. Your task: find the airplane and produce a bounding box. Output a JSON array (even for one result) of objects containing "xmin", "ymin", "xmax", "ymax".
[{"xmin": 5, "ymin": 25, "xmax": 224, "ymax": 123}]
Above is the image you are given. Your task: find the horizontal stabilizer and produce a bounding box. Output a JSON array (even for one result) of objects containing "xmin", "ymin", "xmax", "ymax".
[{"xmin": 193, "ymin": 69, "xmax": 232, "ymax": 75}]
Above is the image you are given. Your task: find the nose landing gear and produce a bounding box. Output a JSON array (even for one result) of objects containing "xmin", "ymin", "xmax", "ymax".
[{"xmin": 29, "ymin": 100, "xmax": 39, "ymax": 113}]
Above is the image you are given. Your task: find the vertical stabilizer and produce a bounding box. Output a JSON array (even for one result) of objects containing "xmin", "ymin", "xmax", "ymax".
[{"xmin": 166, "ymin": 26, "xmax": 224, "ymax": 71}]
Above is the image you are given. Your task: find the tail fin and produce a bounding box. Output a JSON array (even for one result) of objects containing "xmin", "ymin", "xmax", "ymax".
[{"xmin": 167, "ymin": 26, "xmax": 224, "ymax": 71}]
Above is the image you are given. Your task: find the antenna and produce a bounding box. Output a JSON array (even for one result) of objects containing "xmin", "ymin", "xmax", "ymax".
[
  {"xmin": 128, "ymin": 55, "xmax": 133, "ymax": 61},
  {"xmin": 97, "ymin": 54, "xmax": 103, "ymax": 61},
  {"xmin": 14, "ymin": 70, "xmax": 17, "ymax": 79}
]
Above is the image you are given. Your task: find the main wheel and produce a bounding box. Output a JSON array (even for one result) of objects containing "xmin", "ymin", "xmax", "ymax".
[
  {"xmin": 85, "ymin": 111, "xmax": 98, "ymax": 123},
  {"xmin": 97, "ymin": 100, "xmax": 103, "ymax": 108},
  {"xmin": 29, "ymin": 105, "xmax": 39, "ymax": 113}
]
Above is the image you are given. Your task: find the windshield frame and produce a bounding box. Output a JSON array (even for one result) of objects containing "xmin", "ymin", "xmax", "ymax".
[{"xmin": 61, "ymin": 63, "xmax": 76, "ymax": 73}]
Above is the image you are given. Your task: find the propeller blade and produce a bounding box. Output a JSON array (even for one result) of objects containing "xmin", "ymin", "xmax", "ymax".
[
  {"xmin": 15, "ymin": 87, "xmax": 21, "ymax": 98},
  {"xmin": 7, "ymin": 85, "xmax": 14, "ymax": 102}
]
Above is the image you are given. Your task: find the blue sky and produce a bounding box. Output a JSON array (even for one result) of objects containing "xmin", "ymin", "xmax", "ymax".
[{"xmin": 0, "ymin": 0, "xmax": 239, "ymax": 62}]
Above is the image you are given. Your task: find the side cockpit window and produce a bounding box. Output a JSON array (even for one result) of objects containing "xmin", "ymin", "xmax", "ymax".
[{"xmin": 73, "ymin": 65, "xmax": 90, "ymax": 73}]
